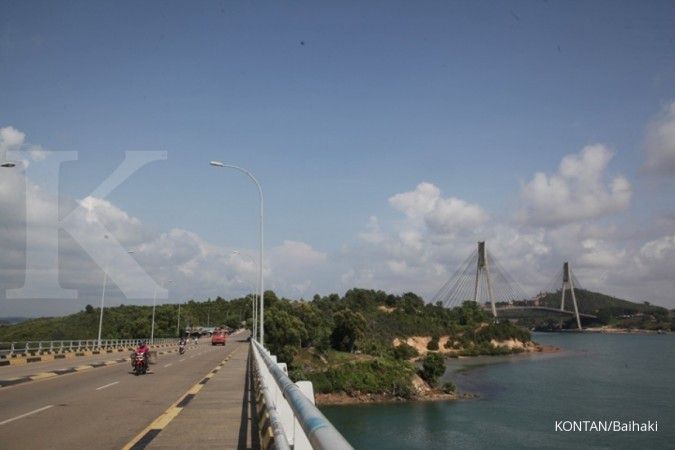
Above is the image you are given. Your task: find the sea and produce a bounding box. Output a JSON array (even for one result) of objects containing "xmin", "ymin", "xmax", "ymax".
[{"xmin": 321, "ymin": 332, "xmax": 674, "ymax": 449}]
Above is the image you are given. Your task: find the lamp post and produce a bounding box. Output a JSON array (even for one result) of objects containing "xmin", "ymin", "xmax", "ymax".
[
  {"xmin": 232, "ymin": 250, "xmax": 258, "ymax": 339},
  {"xmin": 98, "ymin": 245, "xmax": 135, "ymax": 348},
  {"xmin": 210, "ymin": 161, "xmax": 264, "ymax": 345},
  {"xmin": 151, "ymin": 279, "xmax": 173, "ymax": 344},
  {"xmin": 177, "ymin": 301, "xmax": 184, "ymax": 337},
  {"xmin": 1, "ymin": 162, "xmax": 17, "ymax": 168}
]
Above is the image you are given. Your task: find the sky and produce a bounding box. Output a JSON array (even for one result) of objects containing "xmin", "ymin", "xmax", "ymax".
[{"xmin": 1, "ymin": 0, "xmax": 675, "ymax": 316}]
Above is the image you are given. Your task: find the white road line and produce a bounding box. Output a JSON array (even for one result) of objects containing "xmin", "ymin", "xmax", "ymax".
[
  {"xmin": 95, "ymin": 381, "xmax": 119, "ymax": 391},
  {"xmin": 0, "ymin": 405, "xmax": 54, "ymax": 426},
  {"xmin": 164, "ymin": 363, "xmax": 172, "ymax": 368},
  {"xmin": 179, "ymin": 358, "xmax": 186, "ymax": 362}
]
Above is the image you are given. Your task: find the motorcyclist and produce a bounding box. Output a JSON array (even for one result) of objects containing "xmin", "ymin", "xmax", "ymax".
[{"xmin": 135, "ymin": 340, "xmax": 150, "ymax": 366}]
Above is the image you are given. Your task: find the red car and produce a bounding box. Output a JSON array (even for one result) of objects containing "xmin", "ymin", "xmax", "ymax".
[{"xmin": 211, "ymin": 330, "xmax": 227, "ymax": 346}]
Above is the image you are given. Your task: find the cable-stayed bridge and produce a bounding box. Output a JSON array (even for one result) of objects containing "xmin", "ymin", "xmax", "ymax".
[{"xmin": 432, "ymin": 242, "xmax": 597, "ymax": 329}]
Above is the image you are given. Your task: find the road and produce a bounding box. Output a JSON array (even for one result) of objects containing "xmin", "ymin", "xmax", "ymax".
[
  {"xmin": 0, "ymin": 342, "xmax": 187, "ymax": 381},
  {"xmin": 0, "ymin": 335, "xmax": 251, "ymax": 449}
]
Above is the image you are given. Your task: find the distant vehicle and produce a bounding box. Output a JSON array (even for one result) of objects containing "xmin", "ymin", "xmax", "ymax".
[{"xmin": 211, "ymin": 329, "xmax": 227, "ymax": 346}]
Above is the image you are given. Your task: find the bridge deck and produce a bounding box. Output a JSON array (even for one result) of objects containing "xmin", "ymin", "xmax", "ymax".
[
  {"xmin": 0, "ymin": 333, "xmax": 258, "ymax": 450},
  {"xmin": 145, "ymin": 341, "xmax": 259, "ymax": 449},
  {"xmin": 494, "ymin": 305, "xmax": 597, "ymax": 319}
]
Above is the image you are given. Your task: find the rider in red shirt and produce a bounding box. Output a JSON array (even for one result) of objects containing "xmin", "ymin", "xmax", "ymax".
[{"xmin": 136, "ymin": 340, "xmax": 150, "ymax": 364}]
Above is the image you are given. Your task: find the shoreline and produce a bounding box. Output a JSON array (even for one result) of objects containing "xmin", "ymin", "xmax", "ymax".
[
  {"xmin": 316, "ymin": 345, "xmax": 557, "ymax": 406},
  {"xmin": 541, "ymin": 327, "xmax": 672, "ymax": 334}
]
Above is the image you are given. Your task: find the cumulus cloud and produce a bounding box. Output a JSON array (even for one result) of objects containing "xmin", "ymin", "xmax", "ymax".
[
  {"xmin": 635, "ymin": 234, "xmax": 675, "ymax": 279},
  {"xmin": 518, "ymin": 144, "xmax": 631, "ymax": 226},
  {"xmin": 0, "ymin": 126, "xmax": 332, "ymax": 313},
  {"xmin": 644, "ymin": 101, "xmax": 675, "ymax": 174},
  {"xmin": 0, "ymin": 126, "xmax": 25, "ymax": 154},
  {"xmin": 389, "ymin": 182, "xmax": 488, "ymax": 237}
]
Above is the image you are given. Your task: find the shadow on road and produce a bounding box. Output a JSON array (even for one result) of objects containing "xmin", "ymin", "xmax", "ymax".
[{"xmin": 237, "ymin": 351, "xmax": 260, "ymax": 450}]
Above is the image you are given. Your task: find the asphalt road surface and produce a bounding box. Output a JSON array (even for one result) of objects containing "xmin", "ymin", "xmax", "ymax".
[{"xmin": 0, "ymin": 336, "xmax": 249, "ymax": 449}]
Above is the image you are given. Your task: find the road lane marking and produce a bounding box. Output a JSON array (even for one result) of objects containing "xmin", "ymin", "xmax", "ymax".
[
  {"xmin": 0, "ymin": 405, "xmax": 54, "ymax": 425},
  {"xmin": 122, "ymin": 345, "xmax": 242, "ymax": 450},
  {"xmin": 95, "ymin": 381, "xmax": 119, "ymax": 391},
  {"xmin": 163, "ymin": 363, "xmax": 172, "ymax": 368}
]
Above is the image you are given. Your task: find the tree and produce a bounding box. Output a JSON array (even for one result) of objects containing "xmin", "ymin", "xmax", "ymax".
[
  {"xmin": 419, "ymin": 353, "xmax": 446, "ymax": 386},
  {"xmin": 427, "ymin": 335, "xmax": 440, "ymax": 351},
  {"xmin": 264, "ymin": 306, "xmax": 307, "ymax": 364},
  {"xmin": 393, "ymin": 342, "xmax": 419, "ymax": 360},
  {"xmin": 330, "ymin": 309, "xmax": 366, "ymax": 352}
]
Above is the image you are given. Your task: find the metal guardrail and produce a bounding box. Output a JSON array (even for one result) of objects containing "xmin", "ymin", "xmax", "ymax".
[
  {"xmin": 251, "ymin": 340, "xmax": 353, "ymax": 450},
  {"xmin": 0, "ymin": 338, "xmax": 178, "ymax": 358}
]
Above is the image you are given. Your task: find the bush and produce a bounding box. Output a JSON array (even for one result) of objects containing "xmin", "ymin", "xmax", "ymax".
[
  {"xmin": 419, "ymin": 353, "xmax": 446, "ymax": 386},
  {"xmin": 305, "ymin": 357, "xmax": 416, "ymax": 399},
  {"xmin": 393, "ymin": 342, "xmax": 419, "ymax": 360},
  {"xmin": 475, "ymin": 321, "xmax": 531, "ymax": 344},
  {"xmin": 427, "ymin": 335, "xmax": 440, "ymax": 351},
  {"xmin": 442, "ymin": 382, "xmax": 456, "ymax": 394}
]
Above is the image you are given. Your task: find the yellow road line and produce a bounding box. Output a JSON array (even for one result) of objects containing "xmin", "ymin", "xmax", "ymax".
[{"xmin": 122, "ymin": 346, "xmax": 241, "ymax": 450}]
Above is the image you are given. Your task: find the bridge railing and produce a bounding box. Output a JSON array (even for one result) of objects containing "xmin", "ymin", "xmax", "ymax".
[
  {"xmin": 0, "ymin": 338, "xmax": 178, "ymax": 358},
  {"xmin": 251, "ymin": 340, "xmax": 353, "ymax": 450}
]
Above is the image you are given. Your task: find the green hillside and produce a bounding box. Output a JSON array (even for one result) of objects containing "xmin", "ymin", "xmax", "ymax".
[
  {"xmin": 0, "ymin": 297, "xmax": 251, "ymax": 341},
  {"xmin": 529, "ymin": 289, "xmax": 672, "ymax": 330}
]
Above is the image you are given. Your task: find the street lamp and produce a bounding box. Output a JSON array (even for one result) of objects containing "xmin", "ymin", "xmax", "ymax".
[
  {"xmin": 177, "ymin": 301, "xmax": 185, "ymax": 337},
  {"xmin": 210, "ymin": 161, "xmax": 265, "ymax": 345},
  {"xmin": 151, "ymin": 279, "xmax": 173, "ymax": 344},
  {"xmin": 1, "ymin": 162, "xmax": 17, "ymax": 168},
  {"xmin": 232, "ymin": 250, "xmax": 258, "ymax": 338},
  {"xmin": 97, "ymin": 245, "xmax": 135, "ymax": 348}
]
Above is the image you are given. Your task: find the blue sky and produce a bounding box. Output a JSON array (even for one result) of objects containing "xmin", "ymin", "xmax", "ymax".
[{"xmin": 2, "ymin": 1, "xmax": 675, "ymax": 315}]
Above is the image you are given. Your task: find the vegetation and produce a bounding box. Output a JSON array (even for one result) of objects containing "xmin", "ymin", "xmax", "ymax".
[
  {"xmin": 442, "ymin": 382, "xmax": 456, "ymax": 394},
  {"xmin": 427, "ymin": 335, "xmax": 440, "ymax": 350},
  {"xmin": 392, "ymin": 342, "xmax": 419, "ymax": 360},
  {"xmin": 302, "ymin": 356, "xmax": 416, "ymax": 399},
  {"xmin": 419, "ymin": 353, "xmax": 446, "ymax": 386},
  {"xmin": 0, "ymin": 296, "xmax": 253, "ymax": 341},
  {"xmin": 0, "ymin": 288, "xmax": 539, "ymax": 401},
  {"xmin": 521, "ymin": 289, "xmax": 672, "ymax": 331}
]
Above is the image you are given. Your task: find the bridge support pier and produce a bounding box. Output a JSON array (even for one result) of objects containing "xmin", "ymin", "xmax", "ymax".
[
  {"xmin": 560, "ymin": 262, "xmax": 582, "ymax": 330},
  {"xmin": 473, "ymin": 242, "xmax": 497, "ymax": 318}
]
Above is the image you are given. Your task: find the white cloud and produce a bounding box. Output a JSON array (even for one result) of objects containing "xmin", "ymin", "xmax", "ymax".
[
  {"xmin": 389, "ymin": 182, "xmax": 488, "ymax": 237},
  {"xmin": 358, "ymin": 216, "xmax": 385, "ymax": 244},
  {"xmin": 0, "ymin": 126, "xmax": 332, "ymax": 312},
  {"xmin": 644, "ymin": 100, "xmax": 675, "ymax": 174},
  {"xmin": 518, "ymin": 144, "xmax": 631, "ymax": 226},
  {"xmin": 0, "ymin": 126, "xmax": 25, "ymax": 154},
  {"xmin": 389, "ymin": 182, "xmax": 439, "ymax": 220}
]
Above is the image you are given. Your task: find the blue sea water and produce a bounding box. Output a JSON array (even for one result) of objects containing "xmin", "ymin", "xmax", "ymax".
[{"xmin": 321, "ymin": 333, "xmax": 674, "ymax": 449}]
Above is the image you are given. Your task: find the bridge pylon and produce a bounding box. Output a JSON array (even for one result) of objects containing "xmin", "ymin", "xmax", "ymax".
[
  {"xmin": 560, "ymin": 262, "xmax": 582, "ymax": 330},
  {"xmin": 474, "ymin": 241, "xmax": 497, "ymax": 318}
]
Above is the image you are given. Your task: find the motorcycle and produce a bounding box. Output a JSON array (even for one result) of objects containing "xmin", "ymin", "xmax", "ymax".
[
  {"xmin": 179, "ymin": 343, "xmax": 186, "ymax": 355},
  {"xmin": 132, "ymin": 351, "xmax": 148, "ymax": 375}
]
